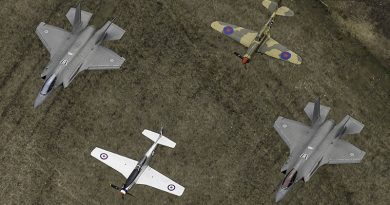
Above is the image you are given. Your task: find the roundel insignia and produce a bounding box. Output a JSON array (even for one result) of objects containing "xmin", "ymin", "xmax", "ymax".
[
  {"xmin": 100, "ymin": 153, "xmax": 108, "ymax": 160},
  {"xmin": 223, "ymin": 26, "xmax": 234, "ymax": 35},
  {"xmin": 280, "ymin": 51, "xmax": 292, "ymax": 60},
  {"xmin": 167, "ymin": 184, "xmax": 176, "ymax": 191}
]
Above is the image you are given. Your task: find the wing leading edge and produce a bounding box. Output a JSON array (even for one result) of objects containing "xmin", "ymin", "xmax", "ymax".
[
  {"xmin": 91, "ymin": 147, "xmax": 137, "ymax": 178},
  {"xmin": 211, "ymin": 21, "xmax": 258, "ymax": 47},
  {"xmin": 36, "ymin": 22, "xmax": 71, "ymax": 58}
]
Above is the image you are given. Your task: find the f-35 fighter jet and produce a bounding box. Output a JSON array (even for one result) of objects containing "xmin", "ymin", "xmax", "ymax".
[
  {"xmin": 211, "ymin": 0, "xmax": 302, "ymax": 65},
  {"xmin": 273, "ymin": 99, "xmax": 366, "ymax": 202},
  {"xmin": 34, "ymin": 4, "xmax": 125, "ymax": 108},
  {"xmin": 91, "ymin": 128, "xmax": 185, "ymax": 198}
]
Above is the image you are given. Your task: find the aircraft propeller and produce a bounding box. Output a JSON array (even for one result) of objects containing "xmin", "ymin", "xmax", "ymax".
[{"xmin": 110, "ymin": 184, "xmax": 135, "ymax": 199}]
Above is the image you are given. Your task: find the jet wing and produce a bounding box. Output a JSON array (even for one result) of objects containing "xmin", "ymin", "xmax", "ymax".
[
  {"xmin": 211, "ymin": 21, "xmax": 258, "ymax": 47},
  {"xmin": 36, "ymin": 22, "xmax": 71, "ymax": 58},
  {"xmin": 82, "ymin": 46, "xmax": 125, "ymax": 70},
  {"xmin": 258, "ymin": 37, "xmax": 302, "ymax": 64},
  {"xmin": 91, "ymin": 147, "xmax": 137, "ymax": 178},
  {"xmin": 274, "ymin": 117, "xmax": 313, "ymax": 153},
  {"xmin": 136, "ymin": 166, "xmax": 185, "ymax": 196},
  {"xmin": 326, "ymin": 140, "xmax": 366, "ymax": 164}
]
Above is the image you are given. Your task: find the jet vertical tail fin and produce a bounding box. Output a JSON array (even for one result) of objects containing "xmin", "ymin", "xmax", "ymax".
[
  {"xmin": 337, "ymin": 115, "xmax": 364, "ymax": 136},
  {"xmin": 95, "ymin": 20, "xmax": 125, "ymax": 44},
  {"xmin": 262, "ymin": 0, "xmax": 294, "ymax": 16},
  {"xmin": 304, "ymin": 98, "xmax": 331, "ymax": 125},
  {"xmin": 66, "ymin": 3, "xmax": 93, "ymax": 33},
  {"xmin": 142, "ymin": 129, "xmax": 176, "ymax": 148}
]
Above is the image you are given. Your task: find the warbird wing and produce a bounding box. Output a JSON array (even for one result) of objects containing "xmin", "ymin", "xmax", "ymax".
[
  {"xmin": 211, "ymin": 21, "xmax": 258, "ymax": 47},
  {"xmin": 91, "ymin": 147, "xmax": 137, "ymax": 178},
  {"xmin": 258, "ymin": 37, "xmax": 302, "ymax": 64},
  {"xmin": 326, "ymin": 140, "xmax": 366, "ymax": 164},
  {"xmin": 36, "ymin": 23, "xmax": 71, "ymax": 58},
  {"xmin": 274, "ymin": 117, "xmax": 313, "ymax": 153},
  {"xmin": 82, "ymin": 46, "xmax": 125, "ymax": 70},
  {"xmin": 136, "ymin": 166, "xmax": 185, "ymax": 196}
]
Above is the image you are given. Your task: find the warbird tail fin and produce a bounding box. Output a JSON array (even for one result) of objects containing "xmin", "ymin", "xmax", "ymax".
[
  {"xmin": 304, "ymin": 98, "xmax": 331, "ymax": 125},
  {"xmin": 262, "ymin": 0, "xmax": 294, "ymax": 16},
  {"xmin": 142, "ymin": 129, "xmax": 176, "ymax": 148},
  {"xmin": 66, "ymin": 3, "xmax": 93, "ymax": 33}
]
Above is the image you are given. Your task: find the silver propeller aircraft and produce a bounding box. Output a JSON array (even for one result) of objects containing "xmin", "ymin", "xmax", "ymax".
[
  {"xmin": 211, "ymin": 0, "xmax": 302, "ymax": 65},
  {"xmin": 91, "ymin": 128, "xmax": 185, "ymax": 198},
  {"xmin": 34, "ymin": 4, "xmax": 125, "ymax": 108},
  {"xmin": 273, "ymin": 99, "xmax": 366, "ymax": 202}
]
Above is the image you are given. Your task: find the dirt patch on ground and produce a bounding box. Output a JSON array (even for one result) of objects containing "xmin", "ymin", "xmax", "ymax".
[
  {"xmin": 322, "ymin": 0, "xmax": 390, "ymax": 68},
  {"xmin": 0, "ymin": 0, "xmax": 389, "ymax": 204}
]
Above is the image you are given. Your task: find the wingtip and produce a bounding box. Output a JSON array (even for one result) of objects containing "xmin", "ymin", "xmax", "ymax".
[{"xmin": 210, "ymin": 21, "xmax": 221, "ymax": 29}]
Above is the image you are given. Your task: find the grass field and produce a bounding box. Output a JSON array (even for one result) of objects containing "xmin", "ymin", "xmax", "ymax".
[{"xmin": 0, "ymin": 0, "xmax": 389, "ymax": 204}]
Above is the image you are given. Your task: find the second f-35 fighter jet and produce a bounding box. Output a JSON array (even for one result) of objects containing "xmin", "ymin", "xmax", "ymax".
[
  {"xmin": 273, "ymin": 99, "xmax": 366, "ymax": 202},
  {"xmin": 211, "ymin": 0, "xmax": 302, "ymax": 65},
  {"xmin": 34, "ymin": 4, "xmax": 125, "ymax": 108}
]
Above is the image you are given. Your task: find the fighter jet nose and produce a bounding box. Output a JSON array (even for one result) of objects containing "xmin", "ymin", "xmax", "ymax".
[
  {"xmin": 34, "ymin": 94, "xmax": 46, "ymax": 108},
  {"xmin": 275, "ymin": 189, "xmax": 288, "ymax": 203},
  {"xmin": 120, "ymin": 190, "xmax": 126, "ymax": 195}
]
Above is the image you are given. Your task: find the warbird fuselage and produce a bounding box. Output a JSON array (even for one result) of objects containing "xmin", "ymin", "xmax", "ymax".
[
  {"xmin": 274, "ymin": 99, "xmax": 366, "ymax": 202},
  {"xmin": 116, "ymin": 136, "xmax": 159, "ymax": 195},
  {"xmin": 240, "ymin": 6, "xmax": 283, "ymax": 64},
  {"xmin": 35, "ymin": 4, "xmax": 125, "ymax": 107}
]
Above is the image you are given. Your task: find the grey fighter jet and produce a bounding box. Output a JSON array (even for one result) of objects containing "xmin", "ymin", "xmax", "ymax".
[
  {"xmin": 273, "ymin": 99, "xmax": 366, "ymax": 202},
  {"xmin": 34, "ymin": 4, "xmax": 125, "ymax": 108},
  {"xmin": 91, "ymin": 128, "xmax": 185, "ymax": 198}
]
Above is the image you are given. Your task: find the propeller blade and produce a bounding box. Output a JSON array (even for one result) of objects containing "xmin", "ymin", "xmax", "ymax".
[
  {"xmin": 110, "ymin": 184, "xmax": 121, "ymax": 190},
  {"xmin": 127, "ymin": 192, "xmax": 136, "ymax": 198},
  {"xmin": 234, "ymin": 52, "xmax": 243, "ymax": 59}
]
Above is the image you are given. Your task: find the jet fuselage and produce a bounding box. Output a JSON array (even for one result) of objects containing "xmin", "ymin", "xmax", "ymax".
[
  {"xmin": 276, "ymin": 119, "xmax": 342, "ymax": 201},
  {"xmin": 35, "ymin": 23, "xmax": 110, "ymax": 107}
]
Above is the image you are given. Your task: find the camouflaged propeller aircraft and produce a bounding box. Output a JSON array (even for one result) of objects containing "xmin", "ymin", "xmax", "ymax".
[
  {"xmin": 211, "ymin": 0, "xmax": 302, "ymax": 65},
  {"xmin": 34, "ymin": 4, "xmax": 125, "ymax": 108}
]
